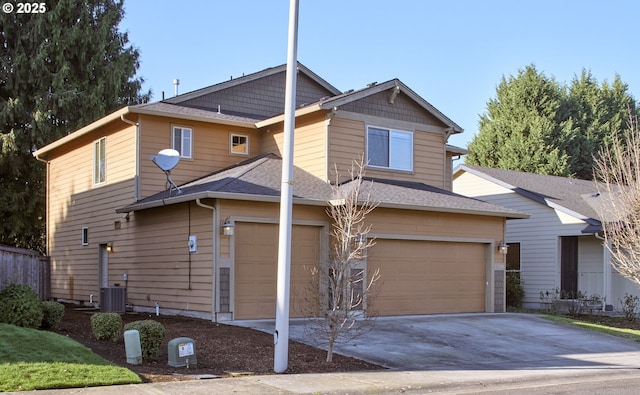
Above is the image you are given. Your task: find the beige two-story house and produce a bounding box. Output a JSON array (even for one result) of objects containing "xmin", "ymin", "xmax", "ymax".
[{"xmin": 34, "ymin": 63, "xmax": 526, "ymax": 321}]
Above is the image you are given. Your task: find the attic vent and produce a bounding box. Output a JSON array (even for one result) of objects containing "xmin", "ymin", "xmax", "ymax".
[
  {"xmin": 344, "ymin": 89, "xmax": 354, "ymax": 94},
  {"xmin": 367, "ymin": 82, "xmax": 377, "ymax": 87}
]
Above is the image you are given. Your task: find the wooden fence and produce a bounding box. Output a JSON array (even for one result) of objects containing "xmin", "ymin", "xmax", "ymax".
[{"xmin": 0, "ymin": 245, "xmax": 50, "ymax": 300}]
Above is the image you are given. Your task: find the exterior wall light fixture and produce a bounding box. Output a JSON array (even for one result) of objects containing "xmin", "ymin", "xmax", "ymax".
[
  {"xmin": 497, "ymin": 241, "xmax": 509, "ymax": 255},
  {"xmin": 106, "ymin": 241, "xmax": 114, "ymax": 252},
  {"xmin": 221, "ymin": 218, "xmax": 234, "ymax": 236}
]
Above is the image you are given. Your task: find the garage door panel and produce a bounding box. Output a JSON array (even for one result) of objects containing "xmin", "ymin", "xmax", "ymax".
[
  {"xmin": 370, "ymin": 239, "xmax": 486, "ymax": 316},
  {"xmin": 234, "ymin": 223, "xmax": 320, "ymax": 320}
]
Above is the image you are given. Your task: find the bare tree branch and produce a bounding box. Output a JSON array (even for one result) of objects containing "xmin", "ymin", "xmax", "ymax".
[
  {"xmin": 594, "ymin": 110, "xmax": 640, "ymax": 287},
  {"xmin": 299, "ymin": 157, "xmax": 381, "ymax": 362}
]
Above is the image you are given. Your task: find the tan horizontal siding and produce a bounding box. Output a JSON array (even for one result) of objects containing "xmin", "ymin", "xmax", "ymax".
[
  {"xmin": 259, "ymin": 113, "xmax": 328, "ymax": 180},
  {"xmin": 292, "ymin": 120, "xmax": 327, "ymax": 180},
  {"xmin": 47, "ymin": 122, "xmax": 137, "ymax": 301},
  {"xmin": 328, "ymin": 117, "xmax": 446, "ymax": 187},
  {"xmin": 108, "ymin": 203, "xmax": 214, "ymax": 313},
  {"xmin": 138, "ymin": 114, "xmax": 258, "ymax": 199},
  {"xmin": 368, "ymin": 208, "xmax": 503, "ymax": 265}
]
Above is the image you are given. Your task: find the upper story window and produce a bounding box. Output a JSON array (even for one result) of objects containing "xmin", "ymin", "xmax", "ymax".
[
  {"xmin": 172, "ymin": 126, "xmax": 192, "ymax": 158},
  {"xmin": 366, "ymin": 126, "xmax": 413, "ymax": 171},
  {"xmin": 230, "ymin": 134, "xmax": 249, "ymax": 155},
  {"xmin": 93, "ymin": 137, "xmax": 106, "ymax": 185}
]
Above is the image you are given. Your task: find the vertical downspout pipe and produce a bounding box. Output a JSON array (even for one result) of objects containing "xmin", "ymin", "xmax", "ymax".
[{"xmin": 196, "ymin": 198, "xmax": 218, "ymax": 322}]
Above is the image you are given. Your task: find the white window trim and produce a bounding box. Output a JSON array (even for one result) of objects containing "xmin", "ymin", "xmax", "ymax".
[
  {"xmin": 93, "ymin": 137, "xmax": 106, "ymax": 185},
  {"xmin": 230, "ymin": 133, "xmax": 249, "ymax": 156},
  {"xmin": 172, "ymin": 126, "xmax": 193, "ymax": 159},
  {"xmin": 81, "ymin": 227, "xmax": 89, "ymax": 246},
  {"xmin": 365, "ymin": 125, "xmax": 414, "ymax": 172}
]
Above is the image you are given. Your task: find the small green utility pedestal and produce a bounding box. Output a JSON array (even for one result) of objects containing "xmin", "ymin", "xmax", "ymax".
[{"xmin": 167, "ymin": 337, "xmax": 197, "ymax": 368}]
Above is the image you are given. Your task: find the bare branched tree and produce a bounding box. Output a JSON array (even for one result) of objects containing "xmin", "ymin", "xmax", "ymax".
[
  {"xmin": 594, "ymin": 110, "xmax": 640, "ymax": 286},
  {"xmin": 301, "ymin": 158, "xmax": 381, "ymax": 362}
]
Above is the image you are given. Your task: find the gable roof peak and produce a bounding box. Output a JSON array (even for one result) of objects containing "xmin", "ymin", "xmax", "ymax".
[{"xmin": 163, "ymin": 62, "xmax": 341, "ymax": 105}]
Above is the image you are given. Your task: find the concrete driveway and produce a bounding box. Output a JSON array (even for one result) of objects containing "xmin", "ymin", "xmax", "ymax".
[{"xmin": 232, "ymin": 313, "xmax": 640, "ymax": 371}]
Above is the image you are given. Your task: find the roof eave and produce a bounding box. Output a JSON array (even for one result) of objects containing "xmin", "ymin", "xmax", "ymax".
[
  {"xmin": 130, "ymin": 106, "xmax": 257, "ymax": 128},
  {"xmin": 446, "ymin": 144, "xmax": 470, "ymax": 155},
  {"xmin": 255, "ymin": 104, "xmax": 324, "ymax": 128},
  {"xmin": 116, "ymin": 191, "xmax": 327, "ymax": 213},
  {"xmin": 454, "ymin": 164, "xmax": 596, "ymax": 223},
  {"xmin": 34, "ymin": 107, "xmax": 130, "ymax": 160},
  {"xmin": 376, "ymin": 201, "xmax": 530, "ymax": 219},
  {"xmin": 319, "ymin": 80, "xmax": 463, "ymax": 134}
]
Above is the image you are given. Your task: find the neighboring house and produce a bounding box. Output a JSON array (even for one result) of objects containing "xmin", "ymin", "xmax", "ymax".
[
  {"xmin": 34, "ymin": 63, "xmax": 527, "ymax": 321},
  {"xmin": 453, "ymin": 164, "xmax": 640, "ymax": 310}
]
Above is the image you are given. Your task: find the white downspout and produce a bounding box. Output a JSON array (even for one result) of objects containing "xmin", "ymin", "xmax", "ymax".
[
  {"xmin": 120, "ymin": 114, "xmax": 140, "ymax": 201},
  {"xmin": 594, "ymin": 232, "xmax": 612, "ymax": 311},
  {"xmin": 196, "ymin": 198, "xmax": 218, "ymax": 322}
]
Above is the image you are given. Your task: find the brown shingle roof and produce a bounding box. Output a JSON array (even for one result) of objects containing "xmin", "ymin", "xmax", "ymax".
[
  {"xmin": 118, "ymin": 156, "xmax": 528, "ymax": 219},
  {"xmin": 457, "ymin": 165, "xmax": 602, "ymax": 221}
]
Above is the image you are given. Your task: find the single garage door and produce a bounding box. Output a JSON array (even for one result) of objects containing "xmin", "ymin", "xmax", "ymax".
[
  {"xmin": 368, "ymin": 239, "xmax": 487, "ymax": 315},
  {"xmin": 234, "ymin": 223, "xmax": 321, "ymax": 319}
]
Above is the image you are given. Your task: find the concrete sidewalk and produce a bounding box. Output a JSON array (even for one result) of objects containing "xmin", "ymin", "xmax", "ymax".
[{"xmin": 19, "ymin": 368, "xmax": 640, "ymax": 394}]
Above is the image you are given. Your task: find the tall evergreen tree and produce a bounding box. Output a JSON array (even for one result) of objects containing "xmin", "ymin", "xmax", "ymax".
[
  {"xmin": 466, "ymin": 65, "xmax": 571, "ymax": 176},
  {"xmin": 564, "ymin": 70, "xmax": 636, "ymax": 179},
  {"xmin": 0, "ymin": 0, "xmax": 150, "ymax": 252},
  {"xmin": 467, "ymin": 65, "xmax": 637, "ymax": 179}
]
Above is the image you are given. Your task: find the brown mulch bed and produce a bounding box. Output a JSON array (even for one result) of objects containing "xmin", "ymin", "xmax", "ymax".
[
  {"xmin": 54, "ymin": 306, "xmax": 383, "ymax": 383},
  {"xmin": 580, "ymin": 313, "xmax": 640, "ymax": 330}
]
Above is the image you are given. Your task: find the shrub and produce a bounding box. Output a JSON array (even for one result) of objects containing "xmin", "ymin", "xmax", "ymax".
[
  {"xmin": 0, "ymin": 283, "xmax": 43, "ymax": 329},
  {"xmin": 90, "ymin": 313, "xmax": 122, "ymax": 341},
  {"xmin": 124, "ymin": 320, "xmax": 165, "ymax": 360},
  {"xmin": 620, "ymin": 293, "xmax": 639, "ymax": 321},
  {"xmin": 505, "ymin": 272, "xmax": 524, "ymax": 308},
  {"xmin": 40, "ymin": 301, "xmax": 65, "ymax": 329}
]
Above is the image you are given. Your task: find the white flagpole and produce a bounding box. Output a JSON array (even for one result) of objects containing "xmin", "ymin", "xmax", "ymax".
[{"xmin": 274, "ymin": 0, "xmax": 299, "ymax": 373}]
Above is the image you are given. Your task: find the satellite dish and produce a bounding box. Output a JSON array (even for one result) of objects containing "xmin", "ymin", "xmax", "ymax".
[
  {"xmin": 151, "ymin": 149, "xmax": 182, "ymax": 195},
  {"xmin": 151, "ymin": 148, "xmax": 180, "ymax": 171}
]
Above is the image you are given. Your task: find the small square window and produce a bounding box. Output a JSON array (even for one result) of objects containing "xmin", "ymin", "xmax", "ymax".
[
  {"xmin": 82, "ymin": 227, "xmax": 89, "ymax": 246},
  {"xmin": 230, "ymin": 134, "xmax": 249, "ymax": 155},
  {"xmin": 172, "ymin": 126, "xmax": 193, "ymax": 158}
]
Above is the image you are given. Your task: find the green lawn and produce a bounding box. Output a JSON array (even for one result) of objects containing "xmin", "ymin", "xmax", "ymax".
[
  {"xmin": 0, "ymin": 323, "xmax": 140, "ymax": 392},
  {"xmin": 542, "ymin": 314, "xmax": 640, "ymax": 342}
]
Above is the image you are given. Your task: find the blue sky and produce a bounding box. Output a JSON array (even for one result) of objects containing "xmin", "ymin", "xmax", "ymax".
[{"xmin": 119, "ymin": 0, "xmax": 640, "ymax": 150}]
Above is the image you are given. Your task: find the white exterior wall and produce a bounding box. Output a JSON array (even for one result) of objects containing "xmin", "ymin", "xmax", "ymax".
[
  {"xmin": 578, "ymin": 236, "xmax": 604, "ymax": 297},
  {"xmin": 577, "ymin": 236, "xmax": 640, "ymax": 308},
  {"xmin": 611, "ymin": 270, "xmax": 640, "ymax": 309}
]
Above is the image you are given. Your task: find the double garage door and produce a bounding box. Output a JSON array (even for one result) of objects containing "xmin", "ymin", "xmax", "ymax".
[
  {"xmin": 234, "ymin": 223, "xmax": 488, "ymax": 319},
  {"xmin": 369, "ymin": 239, "xmax": 487, "ymax": 315}
]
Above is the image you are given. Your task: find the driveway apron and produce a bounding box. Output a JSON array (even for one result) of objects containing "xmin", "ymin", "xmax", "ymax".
[{"xmin": 233, "ymin": 313, "xmax": 640, "ymax": 371}]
